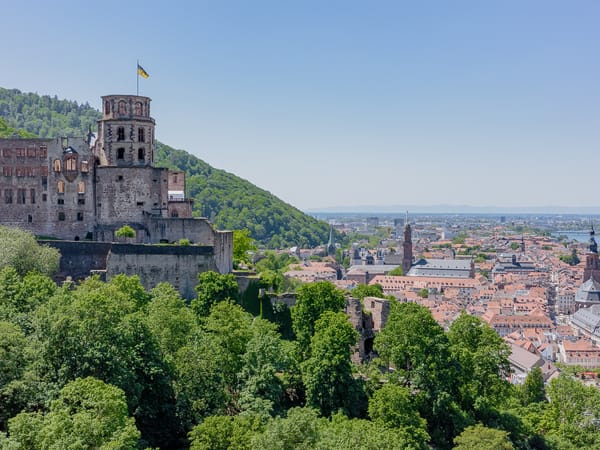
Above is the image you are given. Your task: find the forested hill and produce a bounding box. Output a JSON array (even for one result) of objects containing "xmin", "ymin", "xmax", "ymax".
[
  {"xmin": 0, "ymin": 87, "xmax": 330, "ymax": 248},
  {"xmin": 0, "ymin": 117, "xmax": 35, "ymax": 138}
]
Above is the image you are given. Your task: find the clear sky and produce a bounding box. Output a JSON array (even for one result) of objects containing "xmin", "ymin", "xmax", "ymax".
[{"xmin": 1, "ymin": 1, "xmax": 599, "ymax": 211}]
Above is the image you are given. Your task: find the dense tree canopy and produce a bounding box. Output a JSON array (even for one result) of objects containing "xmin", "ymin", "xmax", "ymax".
[
  {"xmin": 0, "ymin": 227, "xmax": 60, "ymax": 277},
  {"xmin": 291, "ymin": 281, "xmax": 346, "ymax": 353},
  {"xmin": 0, "ymin": 257, "xmax": 592, "ymax": 449}
]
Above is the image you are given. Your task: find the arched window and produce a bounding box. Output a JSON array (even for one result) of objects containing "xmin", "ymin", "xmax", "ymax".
[
  {"xmin": 105, "ymin": 101, "xmax": 111, "ymax": 114},
  {"xmin": 77, "ymin": 181, "xmax": 85, "ymax": 194},
  {"xmin": 57, "ymin": 180, "xmax": 65, "ymax": 193},
  {"xmin": 65, "ymin": 156, "xmax": 77, "ymax": 171},
  {"xmin": 118, "ymin": 101, "xmax": 126, "ymax": 114},
  {"xmin": 54, "ymin": 159, "xmax": 61, "ymax": 172},
  {"xmin": 135, "ymin": 102, "xmax": 142, "ymax": 115}
]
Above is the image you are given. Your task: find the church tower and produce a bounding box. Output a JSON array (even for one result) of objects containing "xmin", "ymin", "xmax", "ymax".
[
  {"xmin": 402, "ymin": 211, "xmax": 413, "ymax": 275},
  {"xmin": 94, "ymin": 95, "xmax": 155, "ymax": 167},
  {"xmin": 584, "ymin": 224, "xmax": 600, "ymax": 282}
]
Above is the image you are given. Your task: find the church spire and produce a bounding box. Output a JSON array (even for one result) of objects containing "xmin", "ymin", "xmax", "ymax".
[{"xmin": 590, "ymin": 222, "xmax": 597, "ymax": 254}]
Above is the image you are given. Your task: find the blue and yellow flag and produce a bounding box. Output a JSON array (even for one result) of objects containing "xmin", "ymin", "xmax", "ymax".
[{"xmin": 137, "ymin": 64, "xmax": 149, "ymax": 79}]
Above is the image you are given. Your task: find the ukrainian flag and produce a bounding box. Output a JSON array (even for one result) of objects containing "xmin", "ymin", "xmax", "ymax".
[{"xmin": 137, "ymin": 64, "xmax": 149, "ymax": 79}]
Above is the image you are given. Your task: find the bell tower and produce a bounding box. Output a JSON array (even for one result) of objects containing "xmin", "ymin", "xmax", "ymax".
[
  {"xmin": 584, "ymin": 224, "xmax": 600, "ymax": 282},
  {"xmin": 94, "ymin": 95, "xmax": 155, "ymax": 167},
  {"xmin": 402, "ymin": 211, "xmax": 413, "ymax": 275}
]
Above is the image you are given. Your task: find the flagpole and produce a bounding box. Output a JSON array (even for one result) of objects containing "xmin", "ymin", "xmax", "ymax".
[{"xmin": 136, "ymin": 59, "xmax": 139, "ymax": 96}]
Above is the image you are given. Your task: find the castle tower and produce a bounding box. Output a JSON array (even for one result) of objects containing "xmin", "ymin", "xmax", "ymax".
[
  {"xmin": 94, "ymin": 95, "xmax": 155, "ymax": 167},
  {"xmin": 402, "ymin": 211, "xmax": 413, "ymax": 275},
  {"xmin": 584, "ymin": 224, "xmax": 600, "ymax": 282}
]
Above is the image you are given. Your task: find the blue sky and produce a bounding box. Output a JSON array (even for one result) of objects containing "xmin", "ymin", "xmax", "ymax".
[{"xmin": 1, "ymin": 1, "xmax": 599, "ymax": 210}]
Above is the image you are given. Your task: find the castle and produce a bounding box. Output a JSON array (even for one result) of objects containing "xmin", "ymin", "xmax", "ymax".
[{"xmin": 0, "ymin": 94, "xmax": 232, "ymax": 295}]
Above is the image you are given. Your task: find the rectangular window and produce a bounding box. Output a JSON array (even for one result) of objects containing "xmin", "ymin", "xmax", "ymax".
[
  {"xmin": 42, "ymin": 193, "xmax": 47, "ymax": 202},
  {"xmin": 77, "ymin": 212, "xmax": 84, "ymax": 221},
  {"xmin": 77, "ymin": 181, "xmax": 85, "ymax": 194},
  {"xmin": 81, "ymin": 161, "xmax": 89, "ymax": 173},
  {"xmin": 41, "ymin": 176, "xmax": 48, "ymax": 190},
  {"xmin": 15, "ymin": 167, "xmax": 25, "ymax": 177},
  {"xmin": 138, "ymin": 128, "xmax": 145, "ymax": 142},
  {"xmin": 39, "ymin": 146, "xmax": 47, "ymax": 158},
  {"xmin": 78, "ymin": 198, "xmax": 85, "ymax": 205},
  {"xmin": 4, "ymin": 189, "xmax": 13, "ymax": 204},
  {"xmin": 58, "ymin": 212, "xmax": 65, "ymax": 221},
  {"xmin": 2, "ymin": 166, "xmax": 12, "ymax": 176},
  {"xmin": 57, "ymin": 198, "xmax": 64, "ymax": 205},
  {"xmin": 15, "ymin": 148, "xmax": 25, "ymax": 158},
  {"xmin": 40, "ymin": 166, "xmax": 48, "ymax": 176},
  {"xmin": 27, "ymin": 148, "xmax": 36, "ymax": 157},
  {"xmin": 2, "ymin": 149, "xmax": 12, "ymax": 157},
  {"xmin": 17, "ymin": 189, "xmax": 26, "ymax": 204},
  {"xmin": 117, "ymin": 127, "xmax": 125, "ymax": 141},
  {"xmin": 27, "ymin": 167, "xmax": 35, "ymax": 177},
  {"xmin": 30, "ymin": 189, "xmax": 36, "ymax": 204},
  {"xmin": 54, "ymin": 160, "xmax": 61, "ymax": 172}
]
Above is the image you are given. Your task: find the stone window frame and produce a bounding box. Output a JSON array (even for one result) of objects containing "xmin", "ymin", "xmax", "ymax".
[
  {"xmin": 57, "ymin": 180, "xmax": 65, "ymax": 194},
  {"xmin": 65, "ymin": 156, "xmax": 77, "ymax": 172},
  {"xmin": 58, "ymin": 212, "xmax": 65, "ymax": 221},
  {"xmin": 54, "ymin": 159, "xmax": 61, "ymax": 172},
  {"xmin": 117, "ymin": 148, "xmax": 125, "ymax": 160},
  {"xmin": 138, "ymin": 127, "xmax": 145, "ymax": 142},
  {"xmin": 30, "ymin": 189, "xmax": 36, "ymax": 204},
  {"xmin": 17, "ymin": 189, "xmax": 26, "ymax": 204},
  {"xmin": 138, "ymin": 148, "xmax": 145, "ymax": 160},
  {"xmin": 4, "ymin": 189, "xmax": 13, "ymax": 204},
  {"xmin": 117, "ymin": 127, "xmax": 125, "ymax": 142},
  {"xmin": 77, "ymin": 181, "xmax": 85, "ymax": 194}
]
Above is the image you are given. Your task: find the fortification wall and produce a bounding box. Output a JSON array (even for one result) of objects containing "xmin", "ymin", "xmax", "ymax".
[
  {"xmin": 106, "ymin": 244, "xmax": 217, "ymax": 299},
  {"xmin": 42, "ymin": 240, "xmax": 113, "ymax": 280}
]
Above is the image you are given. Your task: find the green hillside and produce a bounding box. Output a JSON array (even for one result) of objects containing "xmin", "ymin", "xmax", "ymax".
[
  {"xmin": 0, "ymin": 116, "xmax": 36, "ymax": 138},
  {"xmin": 0, "ymin": 88, "xmax": 330, "ymax": 248}
]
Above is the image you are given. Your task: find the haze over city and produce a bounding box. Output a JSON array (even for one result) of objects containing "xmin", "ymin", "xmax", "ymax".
[{"xmin": 1, "ymin": 0, "xmax": 598, "ymax": 210}]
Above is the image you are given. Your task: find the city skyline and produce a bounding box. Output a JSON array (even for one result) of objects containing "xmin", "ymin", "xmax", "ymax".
[{"xmin": 1, "ymin": 1, "xmax": 599, "ymax": 210}]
